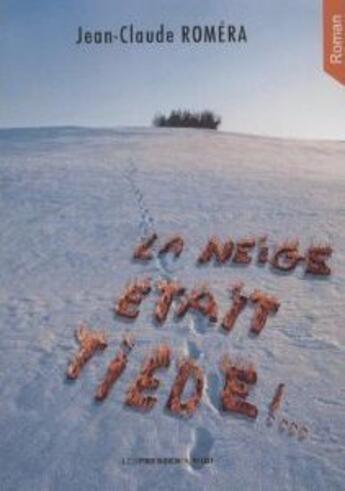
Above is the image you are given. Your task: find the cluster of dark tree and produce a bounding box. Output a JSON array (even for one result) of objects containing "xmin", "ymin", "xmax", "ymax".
[{"xmin": 153, "ymin": 110, "xmax": 221, "ymax": 130}]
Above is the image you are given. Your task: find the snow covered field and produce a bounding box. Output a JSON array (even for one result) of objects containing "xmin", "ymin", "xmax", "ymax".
[{"xmin": 0, "ymin": 126, "xmax": 344, "ymax": 491}]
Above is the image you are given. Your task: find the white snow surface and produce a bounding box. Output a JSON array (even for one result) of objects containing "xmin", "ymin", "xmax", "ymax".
[{"xmin": 0, "ymin": 127, "xmax": 345, "ymax": 491}]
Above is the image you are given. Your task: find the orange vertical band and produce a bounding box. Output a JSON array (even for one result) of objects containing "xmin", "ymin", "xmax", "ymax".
[{"xmin": 323, "ymin": 0, "xmax": 345, "ymax": 85}]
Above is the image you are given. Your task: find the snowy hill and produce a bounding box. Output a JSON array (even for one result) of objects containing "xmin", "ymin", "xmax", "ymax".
[{"xmin": 0, "ymin": 127, "xmax": 344, "ymax": 491}]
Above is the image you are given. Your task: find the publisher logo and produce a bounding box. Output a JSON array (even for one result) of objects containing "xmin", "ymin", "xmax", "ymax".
[{"xmin": 323, "ymin": 0, "xmax": 345, "ymax": 85}]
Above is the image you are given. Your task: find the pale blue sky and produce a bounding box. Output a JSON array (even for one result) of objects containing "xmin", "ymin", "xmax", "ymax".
[{"xmin": 1, "ymin": 0, "xmax": 344, "ymax": 139}]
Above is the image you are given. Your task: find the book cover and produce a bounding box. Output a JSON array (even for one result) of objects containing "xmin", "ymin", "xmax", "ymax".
[{"xmin": 1, "ymin": 2, "xmax": 344, "ymax": 490}]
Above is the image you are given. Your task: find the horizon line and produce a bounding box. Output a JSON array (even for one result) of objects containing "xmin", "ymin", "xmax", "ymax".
[{"xmin": 0, "ymin": 123, "xmax": 343, "ymax": 144}]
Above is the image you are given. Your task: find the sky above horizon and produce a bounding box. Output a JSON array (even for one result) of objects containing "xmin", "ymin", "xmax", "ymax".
[{"xmin": 1, "ymin": 0, "xmax": 344, "ymax": 140}]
